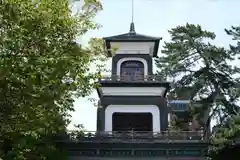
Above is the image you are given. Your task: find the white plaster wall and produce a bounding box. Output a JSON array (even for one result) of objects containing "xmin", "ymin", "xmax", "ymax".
[
  {"xmin": 101, "ymin": 87, "xmax": 166, "ymax": 96},
  {"xmin": 116, "ymin": 57, "xmax": 148, "ymax": 76},
  {"xmin": 110, "ymin": 42, "xmax": 155, "ymax": 55},
  {"xmin": 105, "ymin": 105, "xmax": 160, "ymax": 132}
]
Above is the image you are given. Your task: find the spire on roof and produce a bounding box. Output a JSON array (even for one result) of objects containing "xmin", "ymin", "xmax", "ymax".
[
  {"xmin": 129, "ymin": 22, "xmax": 136, "ymax": 35},
  {"xmin": 129, "ymin": 0, "xmax": 136, "ymax": 35}
]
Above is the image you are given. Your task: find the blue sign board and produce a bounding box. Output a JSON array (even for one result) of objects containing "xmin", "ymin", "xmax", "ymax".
[{"xmin": 169, "ymin": 100, "xmax": 190, "ymax": 111}]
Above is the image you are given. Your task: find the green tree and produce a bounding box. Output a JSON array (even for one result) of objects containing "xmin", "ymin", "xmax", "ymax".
[
  {"xmin": 207, "ymin": 26, "xmax": 240, "ymax": 160},
  {"xmin": 0, "ymin": 0, "xmax": 104, "ymax": 159},
  {"xmin": 210, "ymin": 116, "xmax": 240, "ymax": 160},
  {"xmin": 155, "ymin": 23, "xmax": 240, "ymax": 157}
]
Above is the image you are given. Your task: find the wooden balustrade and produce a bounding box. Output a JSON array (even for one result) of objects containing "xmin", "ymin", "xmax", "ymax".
[
  {"xmin": 99, "ymin": 75, "xmax": 164, "ymax": 82},
  {"xmin": 60, "ymin": 131, "xmax": 205, "ymax": 142}
]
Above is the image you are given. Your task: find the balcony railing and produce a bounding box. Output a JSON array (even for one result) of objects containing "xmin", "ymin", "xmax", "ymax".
[
  {"xmin": 60, "ymin": 131, "xmax": 205, "ymax": 142},
  {"xmin": 99, "ymin": 75, "xmax": 164, "ymax": 83}
]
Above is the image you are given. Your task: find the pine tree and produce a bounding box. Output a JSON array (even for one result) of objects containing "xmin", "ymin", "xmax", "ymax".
[
  {"xmin": 155, "ymin": 23, "xmax": 240, "ymax": 158},
  {"xmin": 156, "ymin": 23, "xmax": 239, "ymax": 125},
  {"xmin": 207, "ymin": 26, "xmax": 240, "ymax": 160}
]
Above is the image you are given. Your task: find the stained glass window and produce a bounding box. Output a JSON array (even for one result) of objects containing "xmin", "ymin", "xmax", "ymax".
[{"xmin": 120, "ymin": 60, "xmax": 144, "ymax": 81}]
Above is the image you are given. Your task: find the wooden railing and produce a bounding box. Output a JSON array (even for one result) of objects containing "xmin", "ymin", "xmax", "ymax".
[
  {"xmin": 99, "ymin": 75, "xmax": 165, "ymax": 82},
  {"xmin": 60, "ymin": 131, "xmax": 205, "ymax": 142},
  {"xmin": 67, "ymin": 148, "xmax": 206, "ymax": 157}
]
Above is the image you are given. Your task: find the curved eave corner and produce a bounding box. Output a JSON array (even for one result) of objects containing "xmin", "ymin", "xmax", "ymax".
[
  {"xmin": 153, "ymin": 39, "xmax": 161, "ymax": 57},
  {"xmin": 96, "ymin": 86, "xmax": 103, "ymax": 98}
]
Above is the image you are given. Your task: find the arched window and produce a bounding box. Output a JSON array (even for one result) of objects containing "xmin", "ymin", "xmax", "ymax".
[{"xmin": 120, "ymin": 60, "xmax": 144, "ymax": 81}]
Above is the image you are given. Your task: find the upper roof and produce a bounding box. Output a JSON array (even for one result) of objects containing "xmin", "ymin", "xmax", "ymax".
[
  {"xmin": 103, "ymin": 22, "xmax": 162, "ymax": 42},
  {"xmin": 103, "ymin": 22, "xmax": 162, "ymax": 57}
]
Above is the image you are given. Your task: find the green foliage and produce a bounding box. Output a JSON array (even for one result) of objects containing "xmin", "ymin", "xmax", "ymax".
[
  {"xmin": 0, "ymin": 0, "xmax": 104, "ymax": 159},
  {"xmin": 210, "ymin": 116, "xmax": 240, "ymax": 149},
  {"xmin": 155, "ymin": 23, "xmax": 240, "ymax": 157},
  {"xmin": 225, "ymin": 26, "xmax": 240, "ymax": 57},
  {"xmin": 69, "ymin": 124, "xmax": 86, "ymax": 140},
  {"xmin": 156, "ymin": 23, "xmax": 239, "ymax": 125},
  {"xmin": 207, "ymin": 26, "xmax": 240, "ymax": 158},
  {"xmin": 209, "ymin": 115, "xmax": 240, "ymax": 159}
]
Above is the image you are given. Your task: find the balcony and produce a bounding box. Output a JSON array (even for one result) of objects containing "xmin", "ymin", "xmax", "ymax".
[
  {"xmin": 58, "ymin": 131, "xmax": 208, "ymax": 158},
  {"xmin": 99, "ymin": 75, "xmax": 165, "ymax": 83},
  {"xmin": 97, "ymin": 75, "xmax": 170, "ymax": 97},
  {"xmin": 60, "ymin": 131, "xmax": 205, "ymax": 143}
]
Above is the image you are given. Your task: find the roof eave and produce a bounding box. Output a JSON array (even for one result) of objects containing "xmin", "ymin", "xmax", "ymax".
[
  {"xmin": 153, "ymin": 38, "xmax": 161, "ymax": 57},
  {"xmin": 104, "ymin": 39, "xmax": 159, "ymax": 42},
  {"xmin": 104, "ymin": 37, "xmax": 162, "ymax": 57},
  {"xmin": 103, "ymin": 33, "xmax": 162, "ymax": 42}
]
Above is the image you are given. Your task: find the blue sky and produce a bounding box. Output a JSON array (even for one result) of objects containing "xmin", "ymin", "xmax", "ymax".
[{"xmin": 69, "ymin": 0, "xmax": 240, "ymax": 130}]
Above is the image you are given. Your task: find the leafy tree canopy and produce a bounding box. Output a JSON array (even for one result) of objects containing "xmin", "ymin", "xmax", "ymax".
[
  {"xmin": 207, "ymin": 26, "xmax": 240, "ymax": 159},
  {"xmin": 156, "ymin": 23, "xmax": 239, "ymax": 124},
  {"xmin": 155, "ymin": 23, "xmax": 240, "ymax": 157},
  {"xmin": 209, "ymin": 115, "xmax": 240, "ymax": 159},
  {"xmin": 0, "ymin": 0, "xmax": 105, "ymax": 159}
]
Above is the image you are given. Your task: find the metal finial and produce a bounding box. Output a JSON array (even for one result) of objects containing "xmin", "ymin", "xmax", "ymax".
[
  {"xmin": 129, "ymin": 0, "xmax": 136, "ymax": 34},
  {"xmin": 131, "ymin": 0, "xmax": 134, "ymax": 23}
]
